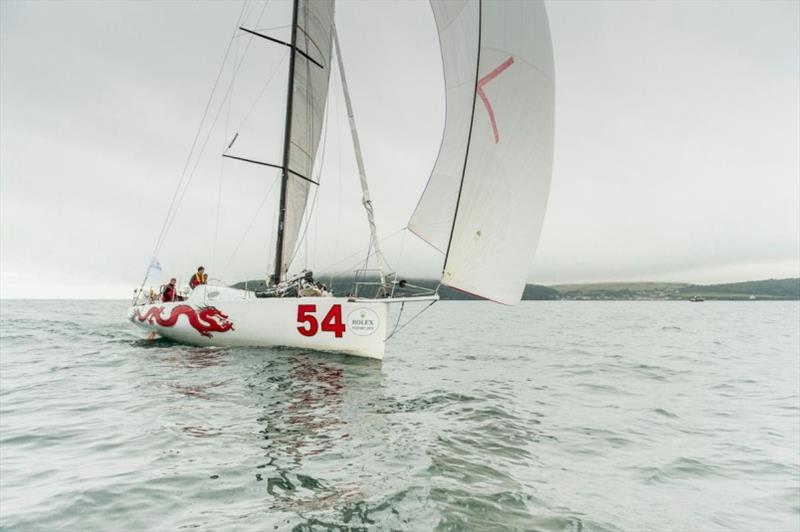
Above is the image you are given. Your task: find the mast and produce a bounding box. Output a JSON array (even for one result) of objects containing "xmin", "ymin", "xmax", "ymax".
[
  {"xmin": 333, "ymin": 26, "xmax": 389, "ymax": 289},
  {"xmin": 273, "ymin": 0, "xmax": 300, "ymax": 282}
]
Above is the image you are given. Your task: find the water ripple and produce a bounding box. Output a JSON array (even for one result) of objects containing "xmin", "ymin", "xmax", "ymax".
[{"xmin": 0, "ymin": 300, "xmax": 798, "ymax": 530}]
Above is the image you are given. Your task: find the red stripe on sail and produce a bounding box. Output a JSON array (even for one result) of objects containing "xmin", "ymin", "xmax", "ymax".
[{"xmin": 476, "ymin": 56, "xmax": 515, "ymax": 144}]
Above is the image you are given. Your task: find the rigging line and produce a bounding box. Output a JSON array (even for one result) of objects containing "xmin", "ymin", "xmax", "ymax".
[
  {"xmin": 232, "ymin": 49, "xmax": 289, "ymax": 137},
  {"xmin": 242, "ymin": 0, "xmax": 271, "ymax": 29},
  {"xmin": 326, "ymin": 251, "xmax": 399, "ymax": 296},
  {"xmin": 312, "ymin": 164, "xmax": 319, "ymax": 269},
  {"xmin": 148, "ymin": 0, "xmax": 248, "ymax": 262},
  {"xmin": 213, "ymin": 33, "xmax": 240, "ymax": 272},
  {"xmin": 330, "ymin": 53, "xmax": 343, "ymax": 289},
  {"xmin": 334, "ymin": 26, "xmax": 392, "ymax": 285},
  {"xmin": 309, "ymin": 92, "xmax": 331, "ymax": 271},
  {"xmin": 241, "ymin": 0, "xmax": 255, "ymax": 25},
  {"xmin": 388, "ymin": 301, "xmax": 405, "ymax": 338},
  {"xmin": 330, "ymin": 253, "xmax": 378, "ymax": 282},
  {"xmin": 155, "ymin": 0, "xmax": 272, "ymax": 256},
  {"xmin": 397, "ymin": 224, "xmax": 408, "ymax": 269},
  {"xmin": 157, "ymin": 1, "xmax": 270, "ymax": 248},
  {"xmin": 292, "ymin": 161, "xmax": 321, "ymax": 270},
  {"xmin": 311, "ymin": 96, "xmax": 331, "ymax": 271},
  {"xmin": 220, "ymin": 174, "xmax": 281, "ymax": 278},
  {"xmin": 269, "ymin": 186, "xmax": 279, "ymax": 274},
  {"xmin": 317, "ymin": 226, "xmax": 407, "ymax": 274},
  {"xmin": 254, "ymin": 24, "xmax": 292, "ymax": 32},
  {"xmin": 385, "ymin": 299, "xmax": 437, "ymax": 341},
  {"xmin": 304, "ymin": 204, "xmax": 308, "ymax": 270},
  {"xmin": 297, "ymin": 169, "xmax": 320, "ymax": 271},
  {"xmin": 158, "ymin": 0, "xmax": 270, "ymax": 254},
  {"xmin": 356, "ymin": 236, "xmax": 373, "ymax": 286}
]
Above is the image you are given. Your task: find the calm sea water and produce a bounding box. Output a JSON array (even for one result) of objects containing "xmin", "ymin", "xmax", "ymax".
[{"xmin": 1, "ymin": 300, "xmax": 798, "ymax": 531}]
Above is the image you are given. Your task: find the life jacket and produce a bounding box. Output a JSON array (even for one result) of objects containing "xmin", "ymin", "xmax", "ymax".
[
  {"xmin": 189, "ymin": 272, "xmax": 204, "ymax": 289},
  {"xmin": 162, "ymin": 285, "xmax": 176, "ymax": 302}
]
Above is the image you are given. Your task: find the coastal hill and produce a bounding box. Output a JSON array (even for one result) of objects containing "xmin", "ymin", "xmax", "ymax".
[
  {"xmin": 234, "ymin": 277, "xmax": 799, "ymax": 301},
  {"xmin": 552, "ymin": 278, "xmax": 799, "ymax": 300}
]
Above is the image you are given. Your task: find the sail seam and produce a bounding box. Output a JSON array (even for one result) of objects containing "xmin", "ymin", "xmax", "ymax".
[
  {"xmin": 481, "ymin": 45, "xmax": 550, "ymax": 76},
  {"xmin": 407, "ymin": 226, "xmax": 446, "ymax": 255},
  {"xmin": 441, "ymin": 0, "xmax": 482, "ymax": 276}
]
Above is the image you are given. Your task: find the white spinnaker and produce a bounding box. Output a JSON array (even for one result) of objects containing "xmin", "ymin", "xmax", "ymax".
[
  {"xmin": 408, "ymin": 1, "xmax": 479, "ymax": 252},
  {"xmin": 281, "ymin": 0, "xmax": 335, "ymax": 275},
  {"xmin": 409, "ymin": 0, "xmax": 554, "ymax": 305}
]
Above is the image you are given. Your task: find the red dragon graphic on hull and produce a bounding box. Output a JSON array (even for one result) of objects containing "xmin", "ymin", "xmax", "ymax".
[{"xmin": 134, "ymin": 305, "xmax": 234, "ymax": 338}]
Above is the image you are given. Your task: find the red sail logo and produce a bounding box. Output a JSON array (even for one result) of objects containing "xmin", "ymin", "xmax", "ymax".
[{"xmin": 134, "ymin": 305, "xmax": 234, "ymax": 338}]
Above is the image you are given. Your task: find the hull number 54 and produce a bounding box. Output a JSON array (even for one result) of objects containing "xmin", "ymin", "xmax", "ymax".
[{"xmin": 297, "ymin": 304, "xmax": 345, "ymax": 338}]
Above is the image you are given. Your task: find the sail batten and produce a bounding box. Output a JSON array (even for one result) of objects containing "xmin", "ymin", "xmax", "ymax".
[{"xmin": 410, "ymin": 0, "xmax": 554, "ymax": 305}]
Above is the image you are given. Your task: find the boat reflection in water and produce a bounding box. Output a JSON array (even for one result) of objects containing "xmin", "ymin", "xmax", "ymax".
[
  {"xmin": 137, "ymin": 345, "xmax": 403, "ymax": 524},
  {"xmin": 163, "ymin": 346, "xmax": 232, "ymax": 370},
  {"xmin": 247, "ymin": 353, "xmax": 387, "ymax": 514}
]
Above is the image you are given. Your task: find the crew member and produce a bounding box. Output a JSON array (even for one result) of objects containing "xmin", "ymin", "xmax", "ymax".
[
  {"xmin": 162, "ymin": 278, "xmax": 181, "ymax": 302},
  {"xmin": 189, "ymin": 266, "xmax": 206, "ymax": 289}
]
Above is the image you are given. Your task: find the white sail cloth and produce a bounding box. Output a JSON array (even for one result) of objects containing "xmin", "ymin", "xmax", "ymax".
[
  {"xmin": 409, "ymin": 0, "xmax": 555, "ymax": 304},
  {"xmin": 281, "ymin": 0, "xmax": 335, "ymax": 275}
]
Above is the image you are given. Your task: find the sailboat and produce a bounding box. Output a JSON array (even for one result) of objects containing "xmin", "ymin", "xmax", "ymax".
[{"xmin": 128, "ymin": 0, "xmax": 555, "ymax": 360}]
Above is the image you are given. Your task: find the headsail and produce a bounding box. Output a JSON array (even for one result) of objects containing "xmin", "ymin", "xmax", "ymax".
[
  {"xmin": 277, "ymin": 0, "xmax": 336, "ymax": 278},
  {"xmin": 408, "ymin": 0, "xmax": 555, "ymax": 305}
]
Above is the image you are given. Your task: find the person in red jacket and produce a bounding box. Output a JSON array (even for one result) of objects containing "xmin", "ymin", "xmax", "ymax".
[
  {"xmin": 189, "ymin": 266, "xmax": 206, "ymax": 289},
  {"xmin": 161, "ymin": 278, "xmax": 183, "ymax": 302}
]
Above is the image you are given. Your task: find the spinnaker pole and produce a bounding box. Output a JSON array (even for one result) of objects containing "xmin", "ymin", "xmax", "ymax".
[
  {"xmin": 273, "ymin": 0, "xmax": 300, "ymax": 283},
  {"xmin": 333, "ymin": 25, "xmax": 389, "ymax": 288}
]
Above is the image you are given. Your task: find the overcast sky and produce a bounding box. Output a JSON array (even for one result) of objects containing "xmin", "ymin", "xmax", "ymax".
[{"xmin": 1, "ymin": 0, "xmax": 798, "ymax": 299}]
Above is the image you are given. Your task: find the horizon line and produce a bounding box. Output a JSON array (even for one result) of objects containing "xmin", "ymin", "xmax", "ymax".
[{"xmin": 2, "ymin": 276, "xmax": 797, "ymax": 302}]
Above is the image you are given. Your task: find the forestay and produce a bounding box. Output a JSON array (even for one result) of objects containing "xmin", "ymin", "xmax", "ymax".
[
  {"xmin": 280, "ymin": 0, "xmax": 335, "ymax": 275},
  {"xmin": 408, "ymin": 0, "xmax": 554, "ymax": 305}
]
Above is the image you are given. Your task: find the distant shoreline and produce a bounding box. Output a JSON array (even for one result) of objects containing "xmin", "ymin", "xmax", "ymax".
[
  {"xmin": 229, "ymin": 277, "xmax": 800, "ymax": 301},
  {"xmin": 455, "ymin": 277, "xmax": 798, "ymax": 301},
  {"xmin": 542, "ymin": 278, "xmax": 800, "ymax": 301},
  {"xmin": 2, "ymin": 278, "xmax": 796, "ymax": 302}
]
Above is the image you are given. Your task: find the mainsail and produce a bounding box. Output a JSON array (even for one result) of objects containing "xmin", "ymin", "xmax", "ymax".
[
  {"xmin": 409, "ymin": 0, "xmax": 555, "ymax": 305},
  {"xmin": 276, "ymin": 0, "xmax": 335, "ymax": 278}
]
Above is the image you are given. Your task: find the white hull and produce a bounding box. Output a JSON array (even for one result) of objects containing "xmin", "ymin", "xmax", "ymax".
[{"xmin": 128, "ymin": 285, "xmax": 391, "ymax": 359}]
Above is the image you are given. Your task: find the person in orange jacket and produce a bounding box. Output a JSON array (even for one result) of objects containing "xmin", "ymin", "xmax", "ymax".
[{"xmin": 189, "ymin": 266, "xmax": 207, "ymax": 289}]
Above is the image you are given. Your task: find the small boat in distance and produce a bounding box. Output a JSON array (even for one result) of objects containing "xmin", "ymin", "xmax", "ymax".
[
  {"xmin": 689, "ymin": 296, "xmax": 705, "ymax": 302},
  {"xmin": 129, "ymin": 0, "xmax": 555, "ymax": 359}
]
